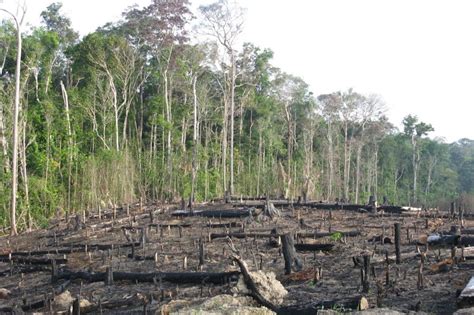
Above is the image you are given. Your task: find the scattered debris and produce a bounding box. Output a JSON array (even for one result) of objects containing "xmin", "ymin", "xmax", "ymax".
[
  {"xmin": 52, "ymin": 290, "xmax": 74, "ymax": 310},
  {"xmin": 0, "ymin": 288, "xmax": 11, "ymax": 299}
]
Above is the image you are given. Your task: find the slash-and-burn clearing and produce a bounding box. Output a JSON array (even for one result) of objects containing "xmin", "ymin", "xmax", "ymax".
[{"xmin": 1, "ymin": 200, "xmax": 473, "ymax": 314}]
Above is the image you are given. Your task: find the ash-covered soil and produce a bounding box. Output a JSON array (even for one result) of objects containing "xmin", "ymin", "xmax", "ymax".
[{"xmin": 0, "ymin": 202, "xmax": 472, "ymax": 314}]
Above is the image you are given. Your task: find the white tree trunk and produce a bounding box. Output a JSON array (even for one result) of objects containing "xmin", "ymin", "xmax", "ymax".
[{"xmin": 10, "ymin": 17, "xmax": 22, "ymax": 235}]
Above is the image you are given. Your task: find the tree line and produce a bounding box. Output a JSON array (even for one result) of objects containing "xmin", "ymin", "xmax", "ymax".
[{"xmin": 0, "ymin": 0, "xmax": 473, "ymax": 233}]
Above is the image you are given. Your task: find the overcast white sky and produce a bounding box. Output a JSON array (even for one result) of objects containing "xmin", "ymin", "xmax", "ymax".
[{"xmin": 2, "ymin": 0, "xmax": 474, "ymax": 142}]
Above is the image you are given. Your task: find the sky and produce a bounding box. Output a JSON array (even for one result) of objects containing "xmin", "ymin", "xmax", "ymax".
[{"xmin": 2, "ymin": 0, "xmax": 474, "ymax": 142}]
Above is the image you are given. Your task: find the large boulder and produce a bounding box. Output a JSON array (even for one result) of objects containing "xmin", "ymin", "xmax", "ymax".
[{"xmin": 232, "ymin": 271, "xmax": 288, "ymax": 305}]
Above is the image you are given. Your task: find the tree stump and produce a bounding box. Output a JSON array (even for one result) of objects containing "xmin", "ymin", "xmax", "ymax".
[{"xmin": 281, "ymin": 234, "xmax": 303, "ymax": 274}]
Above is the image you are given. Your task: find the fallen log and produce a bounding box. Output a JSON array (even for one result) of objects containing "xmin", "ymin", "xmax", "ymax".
[
  {"xmin": 277, "ymin": 296, "xmax": 366, "ymax": 315},
  {"xmin": 148, "ymin": 223, "xmax": 192, "ymax": 228},
  {"xmin": 0, "ymin": 265, "xmax": 49, "ymax": 277},
  {"xmin": 425, "ymin": 235, "xmax": 474, "ymax": 247},
  {"xmin": 56, "ymin": 269, "xmax": 239, "ymax": 285},
  {"xmin": 0, "ymin": 242, "xmax": 141, "ymax": 258},
  {"xmin": 230, "ymin": 196, "xmax": 270, "ymax": 201},
  {"xmin": 210, "ymin": 230, "xmax": 360, "ymax": 240},
  {"xmin": 0, "ymin": 256, "xmax": 67, "ymax": 265},
  {"xmin": 127, "ymin": 252, "xmax": 194, "ymax": 261},
  {"xmin": 230, "ymin": 200, "xmax": 409, "ymax": 213},
  {"xmin": 460, "ymin": 237, "xmax": 474, "ymax": 247},
  {"xmin": 171, "ymin": 208, "xmax": 253, "ymax": 218},
  {"xmin": 293, "ymin": 244, "xmax": 334, "ymax": 252},
  {"xmin": 205, "ymin": 222, "xmax": 242, "ymax": 228},
  {"xmin": 232, "ymin": 201, "xmax": 366, "ymax": 211},
  {"xmin": 458, "ymin": 276, "xmax": 474, "ymax": 308},
  {"xmin": 426, "ymin": 234, "xmax": 460, "ymax": 247},
  {"xmin": 296, "ymin": 230, "xmax": 361, "ymax": 238},
  {"xmin": 0, "ymin": 249, "xmax": 75, "ymax": 258},
  {"xmin": 81, "ymin": 294, "xmax": 144, "ymax": 314},
  {"xmin": 232, "ymin": 255, "xmax": 279, "ymax": 312},
  {"xmin": 210, "ymin": 232, "xmax": 271, "ymax": 240}
]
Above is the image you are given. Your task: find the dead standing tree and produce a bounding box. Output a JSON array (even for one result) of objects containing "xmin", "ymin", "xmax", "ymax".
[
  {"xmin": 281, "ymin": 234, "xmax": 303, "ymax": 274},
  {"xmin": 1, "ymin": 2, "xmax": 26, "ymax": 235},
  {"xmin": 199, "ymin": 0, "xmax": 245, "ymax": 196}
]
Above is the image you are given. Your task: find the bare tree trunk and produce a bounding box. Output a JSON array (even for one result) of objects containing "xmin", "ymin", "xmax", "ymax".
[
  {"xmin": 411, "ymin": 135, "xmax": 419, "ymax": 205},
  {"xmin": 0, "ymin": 103, "xmax": 9, "ymax": 174},
  {"xmin": 355, "ymin": 144, "xmax": 362, "ymax": 204},
  {"xmin": 222, "ymin": 97, "xmax": 228, "ymax": 195},
  {"xmin": 204, "ymin": 121, "xmax": 210, "ymax": 201},
  {"xmin": 327, "ymin": 120, "xmax": 334, "ymax": 201},
  {"xmin": 190, "ymin": 76, "xmax": 198, "ymax": 208},
  {"xmin": 9, "ymin": 12, "xmax": 23, "ymax": 235},
  {"xmin": 343, "ymin": 122, "xmax": 350, "ymax": 201},
  {"xmin": 0, "ymin": 47, "xmax": 9, "ymax": 171},
  {"xmin": 19, "ymin": 120, "xmax": 31, "ymax": 231},
  {"xmin": 105, "ymin": 70, "xmax": 120, "ymax": 152},
  {"xmin": 424, "ymin": 155, "xmax": 437, "ymax": 202},
  {"xmin": 44, "ymin": 54, "xmax": 58, "ymax": 96},
  {"xmin": 229, "ymin": 53, "xmax": 235, "ymax": 195},
  {"xmin": 163, "ymin": 68, "xmax": 173, "ymax": 197},
  {"xmin": 257, "ymin": 130, "xmax": 262, "ymax": 196},
  {"xmin": 61, "ymin": 81, "xmax": 73, "ymax": 215},
  {"xmin": 284, "ymin": 102, "xmax": 292, "ymax": 199},
  {"xmin": 374, "ymin": 146, "xmax": 379, "ymax": 198}
]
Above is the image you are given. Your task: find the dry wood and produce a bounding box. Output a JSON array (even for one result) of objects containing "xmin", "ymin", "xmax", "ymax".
[
  {"xmin": 0, "ymin": 264, "xmax": 49, "ymax": 276},
  {"xmin": 458, "ymin": 276, "xmax": 474, "ymax": 308},
  {"xmin": 210, "ymin": 230, "xmax": 360, "ymax": 240},
  {"xmin": 282, "ymin": 234, "xmax": 303, "ymax": 274},
  {"xmin": 56, "ymin": 269, "xmax": 239, "ymax": 285},
  {"xmin": 293, "ymin": 243, "xmax": 334, "ymax": 251},
  {"xmin": 0, "ymin": 256, "xmax": 67, "ymax": 265},
  {"xmin": 232, "ymin": 255, "xmax": 278, "ymax": 312},
  {"xmin": 172, "ymin": 208, "xmax": 253, "ymax": 218}
]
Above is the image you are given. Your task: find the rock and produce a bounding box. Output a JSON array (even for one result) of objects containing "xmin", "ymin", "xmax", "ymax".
[
  {"xmin": 318, "ymin": 309, "xmax": 405, "ymax": 315},
  {"xmin": 0, "ymin": 288, "xmax": 11, "ymax": 299},
  {"xmin": 356, "ymin": 310, "xmax": 404, "ymax": 315},
  {"xmin": 53, "ymin": 290, "xmax": 74, "ymax": 310},
  {"xmin": 161, "ymin": 299, "xmax": 192, "ymax": 314},
  {"xmin": 454, "ymin": 307, "xmax": 474, "ymax": 315},
  {"xmin": 161, "ymin": 295, "xmax": 275, "ymax": 315},
  {"xmin": 80, "ymin": 298, "xmax": 92, "ymax": 308},
  {"xmin": 232, "ymin": 271, "xmax": 288, "ymax": 305},
  {"xmin": 358, "ymin": 297, "xmax": 369, "ymax": 311}
]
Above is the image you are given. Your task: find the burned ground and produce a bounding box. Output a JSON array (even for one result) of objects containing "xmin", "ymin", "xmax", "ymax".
[{"xmin": 0, "ymin": 201, "xmax": 472, "ymax": 314}]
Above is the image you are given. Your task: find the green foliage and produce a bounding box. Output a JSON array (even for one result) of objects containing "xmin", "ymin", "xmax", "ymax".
[
  {"xmin": 330, "ymin": 231, "xmax": 343, "ymax": 242},
  {"xmin": 0, "ymin": 2, "xmax": 473, "ymax": 231}
]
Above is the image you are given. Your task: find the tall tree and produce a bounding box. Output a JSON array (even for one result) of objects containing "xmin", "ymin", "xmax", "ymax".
[
  {"xmin": 199, "ymin": 0, "xmax": 245, "ymax": 195},
  {"xmin": 1, "ymin": 3, "xmax": 25, "ymax": 235},
  {"xmin": 403, "ymin": 115, "xmax": 434, "ymax": 205},
  {"xmin": 123, "ymin": 0, "xmax": 192, "ymax": 199}
]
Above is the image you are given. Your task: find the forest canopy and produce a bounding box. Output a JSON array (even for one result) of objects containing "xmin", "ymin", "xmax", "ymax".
[{"xmin": 0, "ymin": 0, "xmax": 473, "ymax": 231}]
